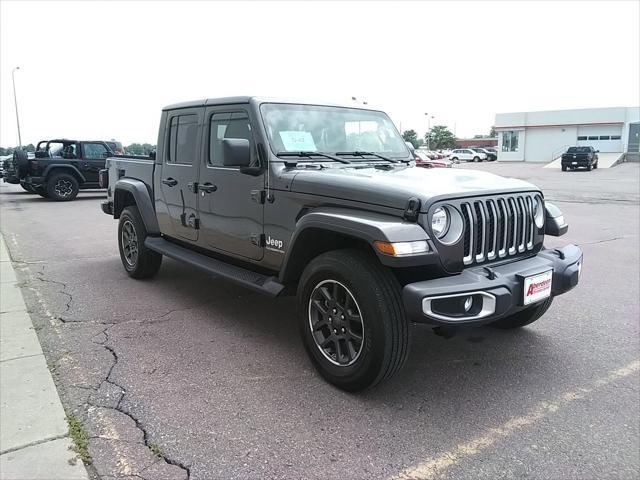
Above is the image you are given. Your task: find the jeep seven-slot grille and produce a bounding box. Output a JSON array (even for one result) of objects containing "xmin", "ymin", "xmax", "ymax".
[{"xmin": 460, "ymin": 195, "xmax": 536, "ymax": 265}]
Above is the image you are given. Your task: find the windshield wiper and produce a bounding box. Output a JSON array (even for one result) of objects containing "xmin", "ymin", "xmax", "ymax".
[
  {"xmin": 276, "ymin": 151, "xmax": 351, "ymax": 164},
  {"xmin": 335, "ymin": 151, "xmax": 401, "ymax": 163}
]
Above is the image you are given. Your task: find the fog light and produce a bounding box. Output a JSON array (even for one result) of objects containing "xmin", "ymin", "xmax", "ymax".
[{"xmin": 463, "ymin": 296, "xmax": 473, "ymax": 312}]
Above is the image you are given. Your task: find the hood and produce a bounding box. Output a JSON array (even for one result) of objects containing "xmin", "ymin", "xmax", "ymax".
[{"xmin": 288, "ymin": 165, "xmax": 539, "ymax": 212}]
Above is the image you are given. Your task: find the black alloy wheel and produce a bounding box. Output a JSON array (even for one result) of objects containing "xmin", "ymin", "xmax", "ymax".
[
  {"xmin": 308, "ymin": 279, "xmax": 364, "ymax": 366},
  {"xmin": 121, "ymin": 219, "xmax": 139, "ymax": 268}
]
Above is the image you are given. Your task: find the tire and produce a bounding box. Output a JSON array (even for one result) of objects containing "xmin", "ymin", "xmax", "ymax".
[
  {"xmin": 46, "ymin": 172, "xmax": 79, "ymax": 201},
  {"xmin": 593, "ymin": 161, "xmax": 598, "ymax": 170},
  {"xmin": 490, "ymin": 297, "xmax": 553, "ymax": 329},
  {"xmin": 561, "ymin": 165, "xmax": 567, "ymax": 171},
  {"xmin": 451, "ymin": 157, "xmax": 458, "ymax": 163},
  {"xmin": 297, "ymin": 249, "xmax": 410, "ymax": 391},
  {"xmin": 118, "ymin": 206, "xmax": 162, "ymax": 279},
  {"xmin": 586, "ymin": 163, "xmax": 592, "ymax": 171},
  {"xmin": 13, "ymin": 149, "xmax": 29, "ymax": 178},
  {"xmin": 36, "ymin": 188, "xmax": 49, "ymax": 199},
  {"xmin": 473, "ymin": 156, "xmax": 480, "ymax": 162}
]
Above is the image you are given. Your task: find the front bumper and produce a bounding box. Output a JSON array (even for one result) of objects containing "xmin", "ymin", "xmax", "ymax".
[
  {"xmin": 403, "ymin": 244, "xmax": 582, "ymax": 325},
  {"xmin": 101, "ymin": 200, "xmax": 113, "ymax": 215}
]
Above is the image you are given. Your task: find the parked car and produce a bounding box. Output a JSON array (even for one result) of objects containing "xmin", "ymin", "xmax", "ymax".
[
  {"xmin": 561, "ymin": 146, "xmax": 599, "ymax": 171},
  {"xmin": 449, "ymin": 148, "xmax": 487, "ymax": 162},
  {"xmin": 471, "ymin": 147, "xmax": 497, "ymax": 161},
  {"xmin": 12, "ymin": 139, "xmax": 113, "ymax": 200},
  {"xmin": 100, "ymin": 96, "xmax": 582, "ymax": 391},
  {"xmin": 3, "ymin": 152, "xmax": 34, "ymax": 187},
  {"xmin": 414, "ymin": 151, "xmax": 453, "ymax": 168}
]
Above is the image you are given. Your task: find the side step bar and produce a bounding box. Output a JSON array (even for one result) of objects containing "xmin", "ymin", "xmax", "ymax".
[{"xmin": 145, "ymin": 237, "xmax": 285, "ymax": 297}]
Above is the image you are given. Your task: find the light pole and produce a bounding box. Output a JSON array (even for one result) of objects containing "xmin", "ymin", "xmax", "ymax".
[
  {"xmin": 425, "ymin": 113, "xmax": 434, "ymax": 150},
  {"xmin": 12, "ymin": 67, "xmax": 22, "ymax": 147}
]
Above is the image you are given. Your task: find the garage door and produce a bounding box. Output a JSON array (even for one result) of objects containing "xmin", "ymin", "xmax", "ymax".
[{"xmin": 576, "ymin": 125, "xmax": 623, "ymax": 152}]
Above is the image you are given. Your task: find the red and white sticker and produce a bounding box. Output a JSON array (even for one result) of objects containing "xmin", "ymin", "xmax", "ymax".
[{"xmin": 523, "ymin": 270, "xmax": 553, "ymax": 305}]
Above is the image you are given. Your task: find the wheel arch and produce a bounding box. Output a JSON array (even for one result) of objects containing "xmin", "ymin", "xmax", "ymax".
[
  {"xmin": 278, "ymin": 207, "xmax": 430, "ymax": 285},
  {"xmin": 43, "ymin": 165, "xmax": 86, "ymax": 184},
  {"xmin": 113, "ymin": 178, "xmax": 160, "ymax": 235}
]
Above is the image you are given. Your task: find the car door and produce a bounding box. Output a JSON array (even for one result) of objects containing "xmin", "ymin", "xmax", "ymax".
[
  {"xmin": 80, "ymin": 142, "xmax": 110, "ymax": 184},
  {"xmin": 157, "ymin": 109, "xmax": 202, "ymax": 242},
  {"xmin": 197, "ymin": 106, "xmax": 264, "ymax": 261}
]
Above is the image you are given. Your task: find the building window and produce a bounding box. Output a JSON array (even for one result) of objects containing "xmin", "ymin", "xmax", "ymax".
[
  {"xmin": 502, "ymin": 131, "xmax": 519, "ymax": 152},
  {"xmin": 577, "ymin": 136, "xmax": 588, "ymax": 141},
  {"xmin": 588, "ymin": 136, "xmax": 598, "ymax": 140},
  {"xmin": 611, "ymin": 135, "xmax": 621, "ymax": 140},
  {"xmin": 599, "ymin": 136, "xmax": 610, "ymax": 140}
]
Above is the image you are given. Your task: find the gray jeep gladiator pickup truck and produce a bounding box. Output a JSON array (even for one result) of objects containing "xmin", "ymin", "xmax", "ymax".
[{"xmin": 101, "ymin": 97, "xmax": 583, "ymax": 391}]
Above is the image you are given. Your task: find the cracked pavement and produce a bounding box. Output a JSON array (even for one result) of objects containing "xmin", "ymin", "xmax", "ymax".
[{"xmin": 0, "ymin": 163, "xmax": 638, "ymax": 479}]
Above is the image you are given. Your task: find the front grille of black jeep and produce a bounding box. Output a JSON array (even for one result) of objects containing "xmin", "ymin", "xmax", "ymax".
[{"xmin": 460, "ymin": 194, "xmax": 537, "ymax": 266}]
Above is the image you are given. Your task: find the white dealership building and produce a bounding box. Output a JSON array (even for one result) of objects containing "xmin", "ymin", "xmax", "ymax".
[{"xmin": 494, "ymin": 106, "xmax": 640, "ymax": 163}]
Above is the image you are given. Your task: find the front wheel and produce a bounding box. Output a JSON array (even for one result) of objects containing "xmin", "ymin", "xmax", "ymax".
[
  {"xmin": 118, "ymin": 206, "xmax": 162, "ymax": 279},
  {"xmin": 490, "ymin": 297, "xmax": 553, "ymax": 329},
  {"xmin": 562, "ymin": 165, "xmax": 567, "ymax": 171},
  {"xmin": 298, "ymin": 249, "xmax": 410, "ymax": 391},
  {"xmin": 451, "ymin": 157, "xmax": 458, "ymax": 163},
  {"xmin": 473, "ymin": 156, "xmax": 481, "ymax": 162}
]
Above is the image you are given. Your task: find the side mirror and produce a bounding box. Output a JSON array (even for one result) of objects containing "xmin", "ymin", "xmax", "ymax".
[
  {"xmin": 595, "ymin": 150, "xmax": 599, "ymax": 153},
  {"xmin": 149, "ymin": 150, "xmax": 156, "ymax": 160},
  {"xmin": 222, "ymin": 138, "xmax": 251, "ymax": 167}
]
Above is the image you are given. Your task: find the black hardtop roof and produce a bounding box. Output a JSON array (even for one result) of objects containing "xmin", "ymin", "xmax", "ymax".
[{"xmin": 162, "ymin": 96, "xmax": 383, "ymax": 112}]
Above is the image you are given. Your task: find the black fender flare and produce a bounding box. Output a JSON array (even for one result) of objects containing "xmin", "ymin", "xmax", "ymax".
[
  {"xmin": 42, "ymin": 164, "xmax": 87, "ymax": 183},
  {"xmin": 279, "ymin": 207, "xmax": 432, "ymax": 283},
  {"xmin": 113, "ymin": 178, "xmax": 160, "ymax": 235}
]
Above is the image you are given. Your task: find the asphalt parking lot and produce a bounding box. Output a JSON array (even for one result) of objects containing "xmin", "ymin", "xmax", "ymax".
[{"xmin": 1, "ymin": 161, "xmax": 639, "ymax": 480}]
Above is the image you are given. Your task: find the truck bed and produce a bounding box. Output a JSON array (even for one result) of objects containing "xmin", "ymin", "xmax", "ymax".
[{"xmin": 105, "ymin": 155, "xmax": 156, "ymax": 192}]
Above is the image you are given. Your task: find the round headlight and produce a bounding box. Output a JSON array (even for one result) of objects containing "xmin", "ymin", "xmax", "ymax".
[
  {"xmin": 533, "ymin": 196, "xmax": 545, "ymax": 228},
  {"xmin": 431, "ymin": 207, "xmax": 449, "ymax": 238}
]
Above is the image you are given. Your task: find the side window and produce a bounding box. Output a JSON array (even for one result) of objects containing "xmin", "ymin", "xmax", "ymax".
[
  {"xmin": 208, "ymin": 111, "xmax": 254, "ymax": 167},
  {"xmin": 83, "ymin": 143, "xmax": 108, "ymax": 160},
  {"xmin": 167, "ymin": 114, "xmax": 198, "ymax": 165}
]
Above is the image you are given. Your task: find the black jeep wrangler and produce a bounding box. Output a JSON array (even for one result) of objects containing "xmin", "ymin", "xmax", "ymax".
[{"xmin": 13, "ymin": 139, "xmax": 113, "ymax": 201}]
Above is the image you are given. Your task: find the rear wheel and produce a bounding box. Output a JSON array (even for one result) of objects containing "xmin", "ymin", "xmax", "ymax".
[
  {"xmin": 562, "ymin": 165, "xmax": 567, "ymax": 171},
  {"xmin": 298, "ymin": 249, "xmax": 410, "ymax": 391},
  {"xmin": 451, "ymin": 157, "xmax": 458, "ymax": 163},
  {"xmin": 473, "ymin": 156, "xmax": 480, "ymax": 162},
  {"xmin": 118, "ymin": 206, "xmax": 162, "ymax": 279},
  {"xmin": 490, "ymin": 297, "xmax": 553, "ymax": 329},
  {"xmin": 46, "ymin": 172, "xmax": 79, "ymax": 201}
]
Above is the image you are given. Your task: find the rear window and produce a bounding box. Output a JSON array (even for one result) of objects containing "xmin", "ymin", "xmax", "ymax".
[{"xmin": 567, "ymin": 147, "xmax": 591, "ymax": 153}]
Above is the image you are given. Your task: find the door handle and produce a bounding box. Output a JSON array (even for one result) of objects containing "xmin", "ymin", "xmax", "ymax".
[
  {"xmin": 199, "ymin": 183, "xmax": 217, "ymax": 193},
  {"xmin": 162, "ymin": 177, "xmax": 178, "ymax": 187}
]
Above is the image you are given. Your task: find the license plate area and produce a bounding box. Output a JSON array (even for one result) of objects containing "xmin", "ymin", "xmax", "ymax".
[
  {"xmin": 572, "ymin": 161, "xmax": 578, "ymax": 165},
  {"xmin": 523, "ymin": 270, "xmax": 553, "ymax": 305}
]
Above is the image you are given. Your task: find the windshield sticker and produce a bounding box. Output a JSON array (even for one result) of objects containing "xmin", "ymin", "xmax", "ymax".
[{"xmin": 279, "ymin": 131, "xmax": 317, "ymax": 152}]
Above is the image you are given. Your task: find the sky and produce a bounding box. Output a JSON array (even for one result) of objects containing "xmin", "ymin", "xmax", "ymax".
[{"xmin": 1, "ymin": 0, "xmax": 638, "ymax": 147}]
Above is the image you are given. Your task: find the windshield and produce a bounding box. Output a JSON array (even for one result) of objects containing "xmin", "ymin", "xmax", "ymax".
[
  {"xmin": 567, "ymin": 147, "xmax": 591, "ymax": 153},
  {"xmin": 260, "ymin": 103, "xmax": 410, "ymax": 159}
]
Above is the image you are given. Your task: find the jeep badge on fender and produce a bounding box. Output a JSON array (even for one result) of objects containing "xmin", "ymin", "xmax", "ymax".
[{"xmin": 100, "ymin": 96, "xmax": 583, "ymax": 391}]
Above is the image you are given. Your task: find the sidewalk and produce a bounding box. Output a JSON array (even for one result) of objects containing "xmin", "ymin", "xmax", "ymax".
[{"xmin": 0, "ymin": 236, "xmax": 88, "ymax": 479}]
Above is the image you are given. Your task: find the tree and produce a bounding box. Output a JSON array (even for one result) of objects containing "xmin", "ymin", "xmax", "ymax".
[
  {"xmin": 425, "ymin": 125, "xmax": 456, "ymax": 150},
  {"xmin": 402, "ymin": 129, "xmax": 420, "ymax": 149},
  {"xmin": 490, "ymin": 126, "xmax": 496, "ymax": 137}
]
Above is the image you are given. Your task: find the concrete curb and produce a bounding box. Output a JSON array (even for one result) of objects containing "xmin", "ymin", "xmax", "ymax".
[{"xmin": 0, "ymin": 235, "xmax": 88, "ymax": 479}]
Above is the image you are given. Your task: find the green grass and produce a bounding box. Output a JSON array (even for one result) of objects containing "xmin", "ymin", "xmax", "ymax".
[
  {"xmin": 66, "ymin": 414, "xmax": 91, "ymax": 463},
  {"xmin": 149, "ymin": 442, "xmax": 164, "ymax": 458}
]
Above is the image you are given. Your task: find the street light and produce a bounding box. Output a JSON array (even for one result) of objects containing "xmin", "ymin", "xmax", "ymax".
[
  {"xmin": 12, "ymin": 67, "xmax": 22, "ymax": 147},
  {"xmin": 425, "ymin": 113, "xmax": 435, "ymax": 150}
]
